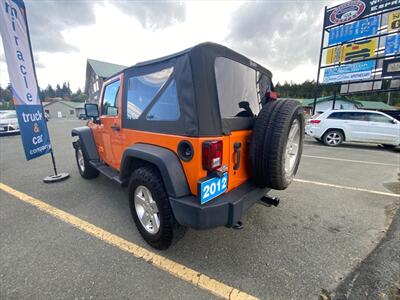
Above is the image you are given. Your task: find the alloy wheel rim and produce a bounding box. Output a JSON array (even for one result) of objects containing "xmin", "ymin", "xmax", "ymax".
[
  {"xmin": 134, "ymin": 185, "xmax": 160, "ymax": 235},
  {"xmin": 77, "ymin": 149, "xmax": 85, "ymax": 172},
  {"xmin": 327, "ymin": 132, "xmax": 341, "ymax": 145},
  {"xmin": 284, "ymin": 119, "xmax": 300, "ymax": 178}
]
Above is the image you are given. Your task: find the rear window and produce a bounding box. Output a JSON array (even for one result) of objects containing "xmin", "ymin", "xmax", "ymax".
[{"xmin": 214, "ymin": 57, "xmax": 270, "ymax": 119}]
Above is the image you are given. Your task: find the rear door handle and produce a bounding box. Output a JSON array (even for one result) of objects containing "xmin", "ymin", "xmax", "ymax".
[{"xmin": 111, "ymin": 124, "xmax": 120, "ymax": 131}]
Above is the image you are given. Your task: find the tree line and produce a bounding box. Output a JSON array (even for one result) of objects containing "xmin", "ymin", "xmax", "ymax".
[
  {"xmin": 275, "ymin": 80, "xmax": 400, "ymax": 105},
  {"xmin": 0, "ymin": 82, "xmax": 88, "ymax": 110}
]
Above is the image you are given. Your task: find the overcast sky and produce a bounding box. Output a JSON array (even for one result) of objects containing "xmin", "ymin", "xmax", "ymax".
[{"xmin": 0, "ymin": 0, "xmax": 340, "ymax": 91}]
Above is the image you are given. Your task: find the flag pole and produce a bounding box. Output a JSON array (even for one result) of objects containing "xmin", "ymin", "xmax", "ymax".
[{"xmin": 20, "ymin": 1, "xmax": 69, "ymax": 183}]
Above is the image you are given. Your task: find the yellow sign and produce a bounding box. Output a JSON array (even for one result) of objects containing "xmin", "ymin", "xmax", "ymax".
[
  {"xmin": 388, "ymin": 11, "xmax": 400, "ymax": 31},
  {"xmin": 342, "ymin": 39, "xmax": 377, "ymax": 62},
  {"xmin": 326, "ymin": 46, "xmax": 343, "ymax": 64},
  {"xmin": 326, "ymin": 38, "xmax": 377, "ymax": 65}
]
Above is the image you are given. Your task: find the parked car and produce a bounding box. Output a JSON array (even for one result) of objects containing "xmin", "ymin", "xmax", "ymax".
[
  {"xmin": 72, "ymin": 43, "xmax": 304, "ymax": 250},
  {"xmin": 0, "ymin": 110, "xmax": 20, "ymax": 135},
  {"xmin": 306, "ymin": 110, "xmax": 400, "ymax": 147}
]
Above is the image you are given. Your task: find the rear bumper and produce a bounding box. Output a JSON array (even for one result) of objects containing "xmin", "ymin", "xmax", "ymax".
[
  {"xmin": 305, "ymin": 125, "xmax": 321, "ymax": 138},
  {"xmin": 169, "ymin": 182, "xmax": 269, "ymax": 229}
]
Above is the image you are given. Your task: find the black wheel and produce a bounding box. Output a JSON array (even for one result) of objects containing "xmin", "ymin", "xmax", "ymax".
[
  {"xmin": 75, "ymin": 141, "xmax": 99, "ymax": 179},
  {"xmin": 322, "ymin": 130, "xmax": 344, "ymax": 147},
  {"xmin": 249, "ymin": 100, "xmax": 304, "ymax": 190},
  {"xmin": 128, "ymin": 166, "xmax": 186, "ymax": 250}
]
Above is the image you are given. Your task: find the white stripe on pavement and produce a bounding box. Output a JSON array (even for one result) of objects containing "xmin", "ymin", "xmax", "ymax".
[
  {"xmin": 302, "ymin": 154, "xmax": 399, "ymax": 167},
  {"xmin": 294, "ymin": 179, "xmax": 400, "ymax": 198}
]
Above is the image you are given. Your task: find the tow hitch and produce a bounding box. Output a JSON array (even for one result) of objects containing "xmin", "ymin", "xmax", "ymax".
[{"xmin": 258, "ymin": 195, "xmax": 280, "ymax": 207}]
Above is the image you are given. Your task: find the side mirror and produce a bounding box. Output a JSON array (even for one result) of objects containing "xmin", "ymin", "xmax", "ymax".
[
  {"xmin": 85, "ymin": 103, "xmax": 99, "ymax": 119},
  {"xmin": 391, "ymin": 119, "xmax": 397, "ymax": 124}
]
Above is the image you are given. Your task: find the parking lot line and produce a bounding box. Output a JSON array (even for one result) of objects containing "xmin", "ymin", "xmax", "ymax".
[
  {"xmin": 302, "ymin": 155, "xmax": 399, "ymax": 167},
  {"xmin": 294, "ymin": 179, "xmax": 400, "ymax": 198},
  {"xmin": 0, "ymin": 182, "xmax": 258, "ymax": 300}
]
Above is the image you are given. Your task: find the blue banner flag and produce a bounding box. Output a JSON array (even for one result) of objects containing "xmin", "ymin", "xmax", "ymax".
[{"xmin": 0, "ymin": 0, "xmax": 52, "ymax": 160}]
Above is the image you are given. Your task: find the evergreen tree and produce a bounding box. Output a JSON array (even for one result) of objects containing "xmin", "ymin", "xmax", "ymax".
[{"xmin": 55, "ymin": 84, "xmax": 62, "ymax": 97}]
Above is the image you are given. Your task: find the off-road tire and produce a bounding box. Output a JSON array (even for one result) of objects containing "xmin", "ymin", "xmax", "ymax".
[
  {"xmin": 75, "ymin": 141, "xmax": 99, "ymax": 179},
  {"xmin": 322, "ymin": 130, "xmax": 344, "ymax": 147},
  {"xmin": 128, "ymin": 166, "xmax": 186, "ymax": 250},
  {"xmin": 249, "ymin": 100, "xmax": 304, "ymax": 190}
]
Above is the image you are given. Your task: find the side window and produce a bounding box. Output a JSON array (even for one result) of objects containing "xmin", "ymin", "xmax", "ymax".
[
  {"xmin": 102, "ymin": 80, "xmax": 120, "ymax": 116},
  {"xmin": 146, "ymin": 80, "xmax": 180, "ymax": 121},
  {"xmin": 328, "ymin": 112, "xmax": 345, "ymax": 119},
  {"xmin": 337, "ymin": 112, "xmax": 366, "ymax": 121},
  {"xmin": 256, "ymin": 71, "xmax": 272, "ymax": 103},
  {"xmin": 126, "ymin": 67, "xmax": 173, "ymax": 120},
  {"xmin": 367, "ymin": 113, "xmax": 392, "ymax": 123}
]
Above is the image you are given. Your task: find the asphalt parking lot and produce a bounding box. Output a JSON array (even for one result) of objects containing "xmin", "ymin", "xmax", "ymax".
[{"xmin": 1, "ymin": 119, "xmax": 399, "ymax": 300}]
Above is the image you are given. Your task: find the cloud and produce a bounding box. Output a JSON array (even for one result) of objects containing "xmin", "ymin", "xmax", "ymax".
[
  {"xmin": 24, "ymin": 0, "xmax": 98, "ymax": 53},
  {"xmin": 110, "ymin": 1, "xmax": 186, "ymax": 29},
  {"xmin": 226, "ymin": 1, "xmax": 332, "ymax": 74},
  {"xmin": 23, "ymin": 1, "xmax": 186, "ymax": 53}
]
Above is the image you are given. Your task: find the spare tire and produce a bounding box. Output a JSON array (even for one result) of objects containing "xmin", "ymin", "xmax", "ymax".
[{"xmin": 249, "ymin": 100, "xmax": 304, "ymax": 190}]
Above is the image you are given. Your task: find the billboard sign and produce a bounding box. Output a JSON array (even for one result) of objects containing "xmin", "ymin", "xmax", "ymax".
[
  {"xmin": 385, "ymin": 33, "xmax": 400, "ymax": 54},
  {"xmin": 323, "ymin": 61, "xmax": 375, "ymax": 83},
  {"xmin": 342, "ymin": 38, "xmax": 377, "ymax": 61},
  {"xmin": 328, "ymin": 15, "xmax": 379, "ymax": 45},
  {"xmin": 325, "ymin": 0, "xmax": 400, "ymax": 28},
  {"xmin": 326, "ymin": 38, "xmax": 377, "ymax": 64},
  {"xmin": 388, "ymin": 10, "xmax": 400, "ymax": 31},
  {"xmin": 382, "ymin": 58, "xmax": 400, "ymax": 77},
  {"xmin": 0, "ymin": 0, "xmax": 52, "ymax": 160}
]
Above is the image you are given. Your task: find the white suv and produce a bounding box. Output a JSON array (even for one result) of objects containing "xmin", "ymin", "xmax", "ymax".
[{"xmin": 305, "ymin": 110, "xmax": 400, "ymax": 147}]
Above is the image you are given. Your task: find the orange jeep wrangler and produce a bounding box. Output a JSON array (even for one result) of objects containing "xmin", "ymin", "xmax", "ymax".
[{"xmin": 72, "ymin": 43, "xmax": 304, "ymax": 250}]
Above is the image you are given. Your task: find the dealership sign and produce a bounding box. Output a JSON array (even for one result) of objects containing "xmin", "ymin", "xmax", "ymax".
[
  {"xmin": 326, "ymin": 38, "xmax": 377, "ymax": 64},
  {"xmin": 0, "ymin": 0, "xmax": 52, "ymax": 160},
  {"xmin": 385, "ymin": 33, "xmax": 400, "ymax": 54},
  {"xmin": 388, "ymin": 10, "xmax": 400, "ymax": 31},
  {"xmin": 323, "ymin": 61, "xmax": 375, "ymax": 83},
  {"xmin": 328, "ymin": 16, "xmax": 379, "ymax": 45},
  {"xmin": 325, "ymin": 0, "xmax": 400, "ymax": 28},
  {"xmin": 382, "ymin": 58, "xmax": 400, "ymax": 77}
]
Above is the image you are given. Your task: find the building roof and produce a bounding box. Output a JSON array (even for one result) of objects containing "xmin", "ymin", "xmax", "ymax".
[
  {"xmin": 302, "ymin": 96, "xmax": 397, "ymax": 111},
  {"xmin": 357, "ymin": 100, "xmax": 397, "ymax": 110},
  {"xmin": 87, "ymin": 59, "xmax": 126, "ymax": 78},
  {"xmin": 43, "ymin": 100, "xmax": 84, "ymax": 109},
  {"xmin": 302, "ymin": 96, "xmax": 361, "ymax": 107}
]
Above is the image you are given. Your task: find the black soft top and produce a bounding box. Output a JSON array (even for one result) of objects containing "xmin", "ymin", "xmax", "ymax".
[
  {"xmin": 132, "ymin": 42, "xmax": 272, "ymax": 77},
  {"xmin": 120, "ymin": 42, "xmax": 273, "ymax": 136}
]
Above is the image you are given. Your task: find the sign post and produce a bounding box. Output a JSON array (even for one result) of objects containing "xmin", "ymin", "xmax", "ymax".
[{"xmin": 0, "ymin": 0, "xmax": 69, "ymax": 183}]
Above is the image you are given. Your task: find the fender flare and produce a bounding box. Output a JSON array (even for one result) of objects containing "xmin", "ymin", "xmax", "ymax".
[
  {"xmin": 71, "ymin": 126, "xmax": 99, "ymax": 160},
  {"xmin": 120, "ymin": 144, "xmax": 190, "ymax": 198}
]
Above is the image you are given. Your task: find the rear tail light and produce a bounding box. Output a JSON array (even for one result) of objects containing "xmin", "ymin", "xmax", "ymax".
[
  {"xmin": 267, "ymin": 91, "xmax": 279, "ymax": 100},
  {"xmin": 310, "ymin": 119, "xmax": 321, "ymax": 124},
  {"xmin": 202, "ymin": 140, "xmax": 222, "ymax": 171}
]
